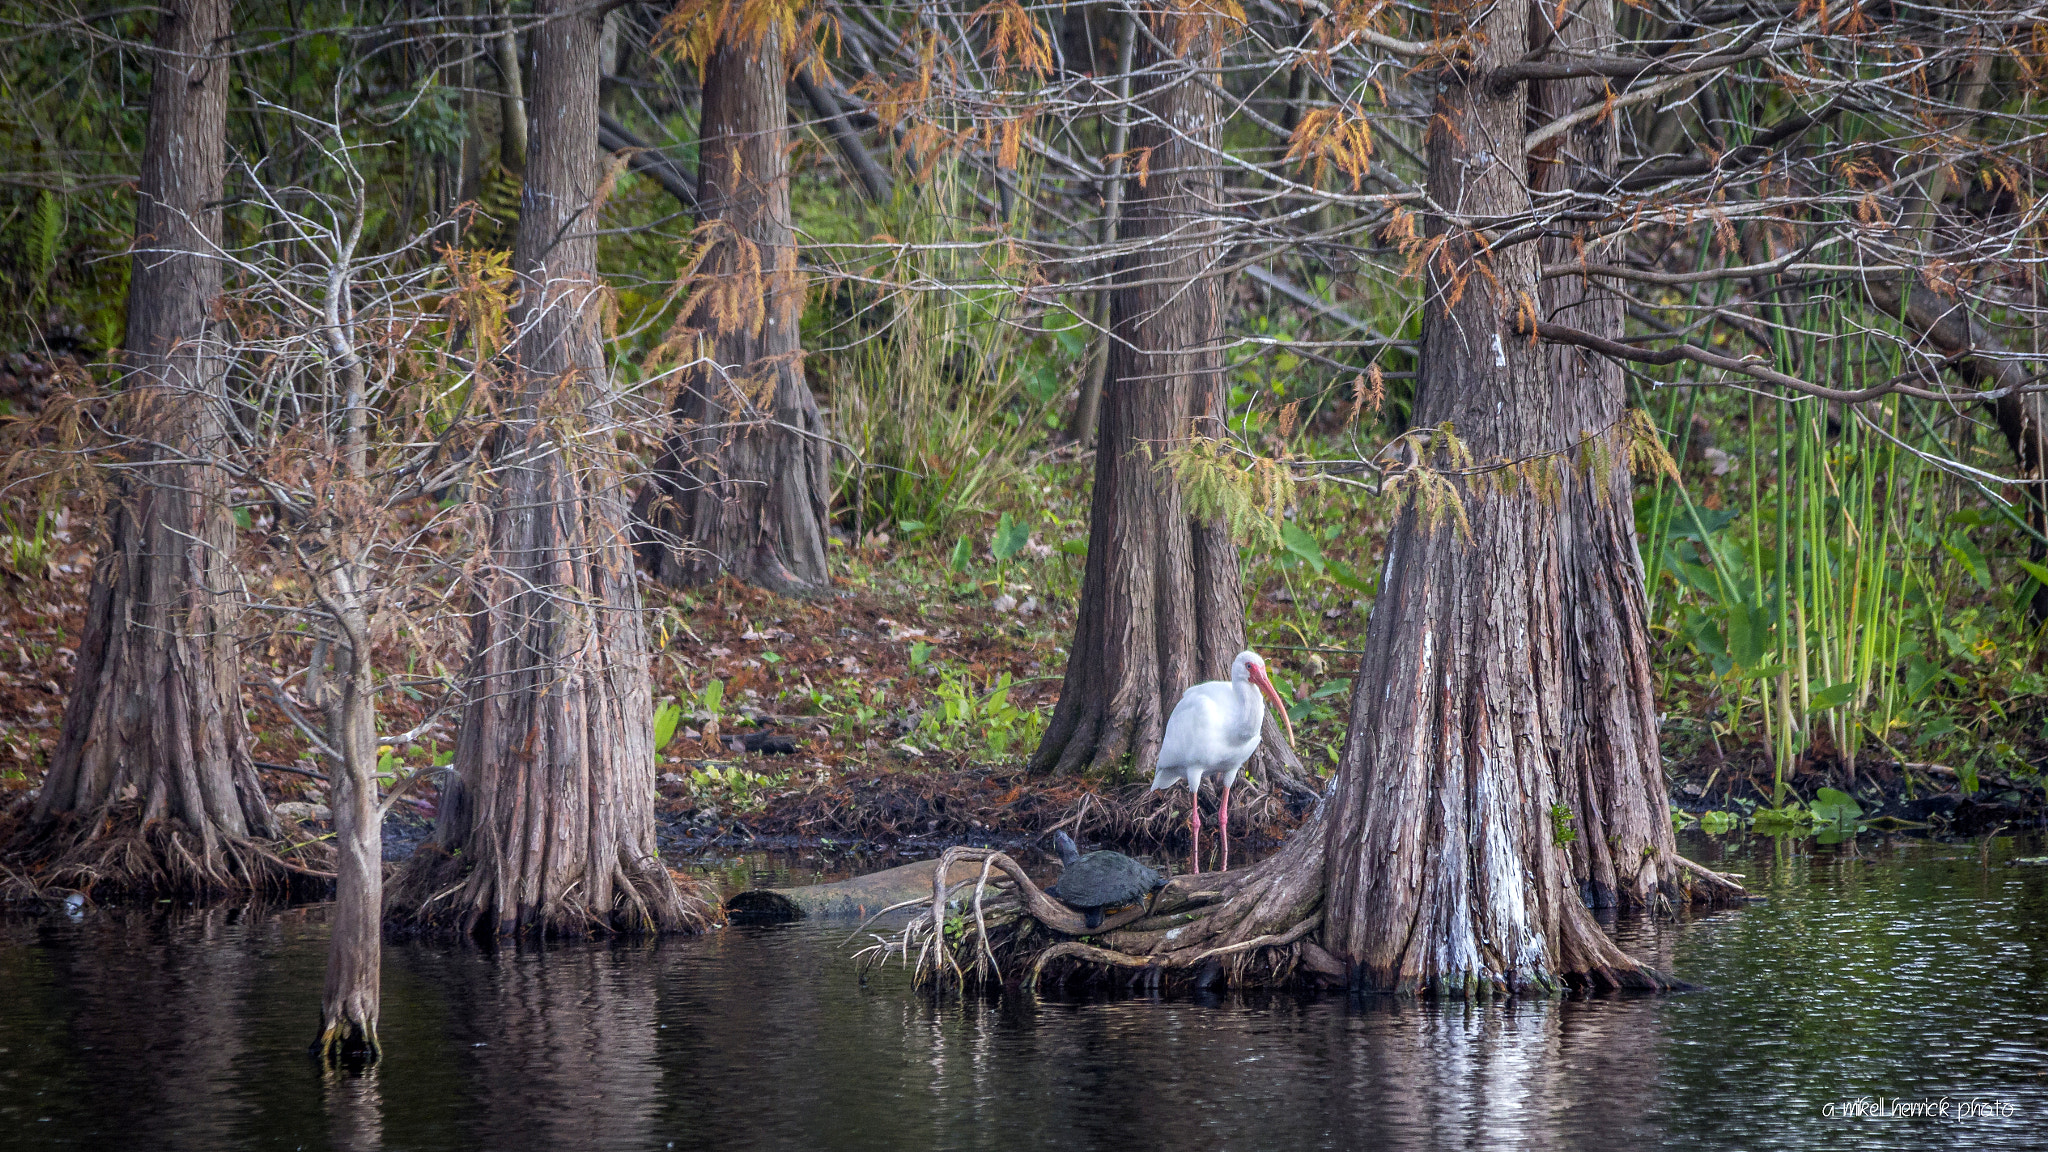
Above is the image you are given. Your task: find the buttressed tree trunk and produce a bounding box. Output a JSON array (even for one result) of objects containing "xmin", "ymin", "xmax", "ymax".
[
  {"xmin": 1318, "ymin": 0, "xmax": 1695, "ymax": 991},
  {"xmin": 1528, "ymin": 0, "xmax": 1683, "ymax": 912},
  {"xmin": 390, "ymin": 0, "xmax": 708, "ymax": 939},
  {"xmin": 28, "ymin": 0, "xmax": 279, "ymax": 893},
  {"xmin": 634, "ymin": 21, "xmax": 831, "ymax": 593},
  {"xmin": 1032, "ymin": 7, "xmax": 1306, "ymax": 802}
]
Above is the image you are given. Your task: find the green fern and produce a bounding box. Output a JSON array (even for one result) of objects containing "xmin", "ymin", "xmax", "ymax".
[
  {"xmin": 469, "ymin": 164, "xmax": 522, "ymax": 250},
  {"xmin": 26, "ymin": 190, "xmax": 61, "ymax": 302}
]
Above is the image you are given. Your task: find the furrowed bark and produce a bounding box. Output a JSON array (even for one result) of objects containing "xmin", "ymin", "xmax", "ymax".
[
  {"xmin": 634, "ymin": 22, "xmax": 831, "ymax": 594},
  {"xmin": 23, "ymin": 0, "xmax": 281, "ymax": 897},
  {"xmin": 1033, "ymin": 7, "xmax": 1311, "ymax": 808},
  {"xmin": 1530, "ymin": 0, "xmax": 1685, "ymax": 912},
  {"xmin": 1321, "ymin": 0, "xmax": 1676, "ymax": 991},
  {"xmin": 389, "ymin": 0, "xmax": 708, "ymax": 940}
]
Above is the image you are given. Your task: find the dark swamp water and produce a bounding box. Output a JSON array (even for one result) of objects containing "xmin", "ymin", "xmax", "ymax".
[{"xmin": 4, "ymin": 832, "xmax": 2047, "ymax": 1152}]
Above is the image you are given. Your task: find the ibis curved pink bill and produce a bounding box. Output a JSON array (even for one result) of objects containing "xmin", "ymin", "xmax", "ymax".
[{"xmin": 1149, "ymin": 650, "xmax": 1294, "ymax": 873}]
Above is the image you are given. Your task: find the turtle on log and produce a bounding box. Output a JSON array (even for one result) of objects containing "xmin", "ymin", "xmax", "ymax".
[{"xmin": 1045, "ymin": 831, "xmax": 1167, "ymax": 930}]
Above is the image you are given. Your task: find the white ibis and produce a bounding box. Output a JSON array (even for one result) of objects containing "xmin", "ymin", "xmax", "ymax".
[{"xmin": 1151, "ymin": 650, "xmax": 1294, "ymax": 873}]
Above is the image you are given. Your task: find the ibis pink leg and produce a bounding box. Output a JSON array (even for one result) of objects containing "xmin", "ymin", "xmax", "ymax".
[
  {"xmin": 1188, "ymin": 800, "xmax": 1201, "ymax": 875},
  {"xmin": 1219, "ymin": 784, "xmax": 1232, "ymax": 872}
]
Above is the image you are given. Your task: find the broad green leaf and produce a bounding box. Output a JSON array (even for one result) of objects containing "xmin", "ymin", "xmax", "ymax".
[
  {"xmin": 1666, "ymin": 552, "xmax": 1721, "ymax": 598},
  {"xmin": 1751, "ymin": 804, "xmax": 1810, "ymax": 833},
  {"xmin": 1280, "ymin": 522, "xmax": 1326, "ymax": 574},
  {"xmin": 1058, "ymin": 538, "xmax": 1088, "ymax": 556},
  {"xmin": 1810, "ymin": 786, "xmax": 1863, "ymax": 825},
  {"xmin": 950, "ymin": 537, "xmax": 973, "ymax": 571},
  {"xmin": 1943, "ymin": 534, "xmax": 1993, "ymax": 592},
  {"xmin": 991, "ymin": 512, "xmax": 1031, "ymax": 562},
  {"xmin": 2019, "ymin": 558, "xmax": 2048, "ymax": 588},
  {"xmin": 1727, "ymin": 598, "xmax": 1772, "ymax": 670},
  {"xmin": 1667, "ymin": 505, "xmax": 1740, "ymax": 542},
  {"xmin": 1807, "ymin": 681, "xmax": 1857, "ymax": 712},
  {"xmin": 653, "ymin": 701, "xmax": 684, "ymax": 752},
  {"xmin": 1686, "ymin": 610, "xmax": 1729, "ymax": 659},
  {"xmin": 1325, "ymin": 557, "xmax": 1374, "ymax": 594},
  {"xmin": 1699, "ymin": 810, "xmax": 1739, "ymax": 834},
  {"xmin": 1905, "ymin": 657, "xmax": 1946, "ymax": 702}
]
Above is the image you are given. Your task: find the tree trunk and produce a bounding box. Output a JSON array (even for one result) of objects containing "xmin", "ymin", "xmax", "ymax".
[
  {"xmin": 634, "ymin": 24, "xmax": 831, "ymax": 594},
  {"xmin": 899, "ymin": 5, "xmax": 1748, "ymax": 997},
  {"xmin": 1318, "ymin": 0, "xmax": 1676, "ymax": 992},
  {"xmin": 315, "ymin": 617, "xmax": 381, "ymax": 1063},
  {"xmin": 1065, "ymin": 8, "xmax": 1136, "ymax": 448},
  {"xmin": 1031, "ymin": 11, "xmax": 1307, "ymax": 805},
  {"xmin": 1529, "ymin": 0, "xmax": 1683, "ymax": 912},
  {"xmin": 494, "ymin": 0, "xmax": 528, "ymax": 174},
  {"xmin": 24, "ymin": 0, "xmax": 279, "ymax": 895},
  {"xmin": 389, "ymin": 0, "xmax": 708, "ymax": 939}
]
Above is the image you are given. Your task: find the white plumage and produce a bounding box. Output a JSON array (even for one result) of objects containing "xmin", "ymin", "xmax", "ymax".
[{"xmin": 1151, "ymin": 650, "xmax": 1293, "ymax": 873}]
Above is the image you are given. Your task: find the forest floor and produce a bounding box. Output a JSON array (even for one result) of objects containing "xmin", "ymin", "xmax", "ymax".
[
  {"xmin": 3, "ymin": 497, "xmax": 2043, "ymax": 869},
  {"xmin": 0, "ymin": 508, "xmax": 1331, "ymax": 862}
]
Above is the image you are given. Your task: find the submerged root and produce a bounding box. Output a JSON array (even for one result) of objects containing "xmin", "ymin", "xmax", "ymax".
[
  {"xmin": 314, "ymin": 1009, "xmax": 383, "ymax": 1066},
  {"xmin": 1671, "ymin": 854, "xmax": 1748, "ymax": 902}
]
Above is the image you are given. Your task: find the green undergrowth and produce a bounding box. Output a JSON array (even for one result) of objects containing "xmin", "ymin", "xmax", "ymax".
[{"xmin": 1639, "ymin": 384, "xmax": 2048, "ymax": 810}]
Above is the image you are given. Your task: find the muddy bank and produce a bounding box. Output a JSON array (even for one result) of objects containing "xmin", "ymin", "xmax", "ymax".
[
  {"xmin": 272, "ymin": 742, "xmax": 2048, "ymax": 882},
  {"xmin": 1665, "ymin": 744, "xmax": 2048, "ymax": 836},
  {"xmin": 670, "ymin": 763, "xmax": 1319, "ymax": 855}
]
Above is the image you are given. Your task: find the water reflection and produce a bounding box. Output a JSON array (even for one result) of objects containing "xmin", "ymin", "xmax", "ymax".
[
  {"xmin": 322, "ymin": 1064, "xmax": 382, "ymax": 1152},
  {"xmin": 3, "ymin": 832, "xmax": 2045, "ymax": 1151}
]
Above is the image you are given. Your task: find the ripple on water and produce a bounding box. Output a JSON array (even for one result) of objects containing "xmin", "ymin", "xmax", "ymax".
[{"xmin": 0, "ymin": 832, "xmax": 2044, "ymax": 1151}]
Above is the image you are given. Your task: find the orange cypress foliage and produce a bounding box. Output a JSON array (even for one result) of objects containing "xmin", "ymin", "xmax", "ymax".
[
  {"xmin": 659, "ymin": 0, "xmax": 810, "ymax": 75},
  {"xmin": 1284, "ymin": 103, "xmax": 1376, "ymax": 189},
  {"xmin": 973, "ymin": 0, "xmax": 1053, "ymax": 77}
]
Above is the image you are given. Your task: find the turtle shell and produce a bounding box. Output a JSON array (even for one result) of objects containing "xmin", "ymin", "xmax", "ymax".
[{"xmin": 1050, "ymin": 848, "xmax": 1165, "ymax": 913}]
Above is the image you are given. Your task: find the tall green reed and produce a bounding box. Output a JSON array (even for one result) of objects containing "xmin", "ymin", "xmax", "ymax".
[
  {"xmin": 1637, "ymin": 331, "xmax": 1988, "ymax": 803},
  {"xmin": 807, "ymin": 161, "xmax": 1058, "ymax": 536}
]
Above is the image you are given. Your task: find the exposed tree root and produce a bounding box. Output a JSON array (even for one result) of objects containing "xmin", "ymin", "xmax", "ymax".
[
  {"xmin": 1, "ymin": 800, "xmax": 319, "ymax": 903},
  {"xmin": 857, "ymin": 817, "xmax": 1736, "ymax": 996},
  {"xmin": 386, "ymin": 840, "xmax": 718, "ymax": 941}
]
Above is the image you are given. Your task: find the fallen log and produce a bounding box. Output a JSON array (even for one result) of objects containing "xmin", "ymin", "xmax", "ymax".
[{"xmin": 726, "ymin": 857, "xmax": 993, "ymax": 921}]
